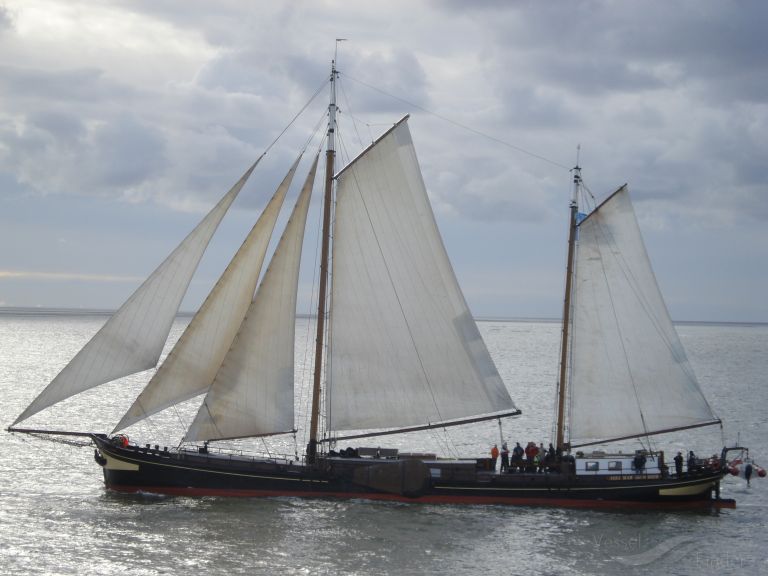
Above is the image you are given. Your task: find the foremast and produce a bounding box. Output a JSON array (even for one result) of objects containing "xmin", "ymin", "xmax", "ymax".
[
  {"xmin": 555, "ymin": 164, "xmax": 581, "ymax": 451},
  {"xmin": 307, "ymin": 57, "xmax": 338, "ymax": 464}
]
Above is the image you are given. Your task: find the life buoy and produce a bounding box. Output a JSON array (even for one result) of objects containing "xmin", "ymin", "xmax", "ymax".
[{"xmin": 111, "ymin": 434, "xmax": 129, "ymax": 448}]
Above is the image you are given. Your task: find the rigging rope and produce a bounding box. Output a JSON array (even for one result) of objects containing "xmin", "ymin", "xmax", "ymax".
[
  {"xmin": 342, "ymin": 72, "xmax": 571, "ymax": 170},
  {"xmin": 26, "ymin": 432, "xmax": 91, "ymax": 448},
  {"xmin": 262, "ymin": 78, "xmax": 328, "ymax": 156},
  {"xmin": 338, "ymin": 79, "xmax": 366, "ymax": 151}
]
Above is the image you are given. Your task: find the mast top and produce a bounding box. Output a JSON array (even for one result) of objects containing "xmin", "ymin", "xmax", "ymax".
[
  {"xmin": 327, "ymin": 54, "xmax": 341, "ymax": 153},
  {"xmin": 571, "ymin": 145, "xmax": 581, "ymax": 208}
]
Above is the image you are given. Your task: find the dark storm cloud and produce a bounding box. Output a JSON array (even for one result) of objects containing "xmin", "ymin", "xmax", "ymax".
[
  {"xmin": 0, "ymin": 112, "xmax": 166, "ymax": 197},
  {"xmin": 0, "ymin": 65, "xmax": 265, "ymax": 209},
  {"xmin": 338, "ymin": 49, "xmax": 430, "ymax": 115},
  {"xmin": 196, "ymin": 49, "xmax": 323, "ymax": 98},
  {"xmin": 436, "ymin": 0, "xmax": 768, "ymax": 106},
  {"xmin": 604, "ymin": 3, "xmax": 768, "ymax": 104},
  {"xmin": 27, "ymin": 110, "xmax": 86, "ymax": 141},
  {"xmin": 0, "ymin": 65, "xmax": 133, "ymax": 104},
  {"xmin": 0, "ymin": 62, "xmax": 169, "ymax": 199},
  {"xmin": 88, "ymin": 116, "xmax": 167, "ymax": 188},
  {"xmin": 483, "ymin": 1, "xmax": 768, "ymax": 103}
]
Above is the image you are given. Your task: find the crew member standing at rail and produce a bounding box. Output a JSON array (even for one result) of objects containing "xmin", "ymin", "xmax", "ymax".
[
  {"xmin": 500, "ymin": 443, "xmax": 510, "ymax": 473},
  {"xmin": 674, "ymin": 452, "xmax": 684, "ymax": 477}
]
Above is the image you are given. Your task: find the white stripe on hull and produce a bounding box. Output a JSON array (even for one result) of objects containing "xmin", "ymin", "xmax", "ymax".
[{"xmin": 104, "ymin": 453, "xmax": 139, "ymax": 471}]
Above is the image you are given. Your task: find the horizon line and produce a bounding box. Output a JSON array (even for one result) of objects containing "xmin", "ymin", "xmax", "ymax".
[{"xmin": 0, "ymin": 306, "xmax": 765, "ymax": 327}]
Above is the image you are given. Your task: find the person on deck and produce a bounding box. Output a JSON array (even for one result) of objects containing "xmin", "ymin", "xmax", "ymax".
[
  {"xmin": 688, "ymin": 451, "xmax": 697, "ymax": 474},
  {"xmin": 526, "ymin": 442, "xmax": 539, "ymax": 473},
  {"xmin": 512, "ymin": 442, "xmax": 524, "ymax": 472},
  {"xmin": 500, "ymin": 443, "xmax": 510, "ymax": 473},
  {"xmin": 491, "ymin": 444, "xmax": 499, "ymax": 472},
  {"xmin": 674, "ymin": 452, "xmax": 684, "ymax": 477},
  {"xmin": 545, "ymin": 443, "xmax": 556, "ymax": 472}
]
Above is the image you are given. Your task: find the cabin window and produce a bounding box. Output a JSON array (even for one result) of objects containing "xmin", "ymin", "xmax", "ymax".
[
  {"xmin": 585, "ymin": 461, "xmax": 599, "ymax": 472},
  {"xmin": 608, "ymin": 461, "xmax": 623, "ymax": 471}
]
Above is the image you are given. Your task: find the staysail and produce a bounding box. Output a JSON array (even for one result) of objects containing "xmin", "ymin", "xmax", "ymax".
[
  {"xmin": 113, "ymin": 156, "xmax": 303, "ymax": 432},
  {"xmin": 185, "ymin": 154, "xmax": 319, "ymax": 441},
  {"xmin": 568, "ymin": 186, "xmax": 719, "ymax": 446},
  {"xmin": 13, "ymin": 161, "xmax": 259, "ymax": 425},
  {"xmin": 328, "ymin": 118, "xmax": 516, "ymax": 432}
]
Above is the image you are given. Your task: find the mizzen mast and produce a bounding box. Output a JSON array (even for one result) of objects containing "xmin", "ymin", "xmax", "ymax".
[
  {"xmin": 307, "ymin": 55, "xmax": 340, "ymax": 463},
  {"xmin": 555, "ymin": 161, "xmax": 581, "ymax": 451}
]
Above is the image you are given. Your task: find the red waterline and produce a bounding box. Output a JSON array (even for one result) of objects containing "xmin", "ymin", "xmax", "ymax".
[{"xmin": 106, "ymin": 485, "xmax": 735, "ymax": 509}]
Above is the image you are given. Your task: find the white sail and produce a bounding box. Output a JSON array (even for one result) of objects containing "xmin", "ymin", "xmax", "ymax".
[
  {"xmin": 13, "ymin": 162, "xmax": 259, "ymax": 425},
  {"xmin": 328, "ymin": 119, "xmax": 515, "ymax": 432},
  {"xmin": 568, "ymin": 186, "xmax": 719, "ymax": 445},
  {"xmin": 185, "ymin": 154, "xmax": 319, "ymax": 441},
  {"xmin": 112, "ymin": 157, "xmax": 302, "ymax": 432}
]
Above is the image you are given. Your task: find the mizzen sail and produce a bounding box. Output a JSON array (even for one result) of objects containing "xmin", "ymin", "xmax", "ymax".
[
  {"xmin": 328, "ymin": 119, "xmax": 515, "ymax": 432},
  {"xmin": 112, "ymin": 157, "xmax": 302, "ymax": 432},
  {"xmin": 13, "ymin": 161, "xmax": 259, "ymax": 425},
  {"xmin": 568, "ymin": 186, "xmax": 719, "ymax": 446},
  {"xmin": 185, "ymin": 154, "xmax": 319, "ymax": 441}
]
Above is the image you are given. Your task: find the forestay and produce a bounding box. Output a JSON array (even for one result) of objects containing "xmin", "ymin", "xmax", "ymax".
[
  {"xmin": 13, "ymin": 161, "xmax": 259, "ymax": 426},
  {"xmin": 568, "ymin": 186, "xmax": 719, "ymax": 445},
  {"xmin": 185, "ymin": 154, "xmax": 319, "ymax": 441},
  {"xmin": 328, "ymin": 119, "xmax": 516, "ymax": 431},
  {"xmin": 113, "ymin": 157, "xmax": 302, "ymax": 432}
]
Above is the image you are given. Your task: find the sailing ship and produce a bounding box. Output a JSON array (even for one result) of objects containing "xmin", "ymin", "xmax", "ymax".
[{"xmin": 8, "ymin": 59, "xmax": 751, "ymax": 507}]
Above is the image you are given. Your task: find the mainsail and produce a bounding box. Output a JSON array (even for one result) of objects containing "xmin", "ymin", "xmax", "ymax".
[
  {"xmin": 13, "ymin": 161, "xmax": 259, "ymax": 426},
  {"xmin": 328, "ymin": 118, "xmax": 516, "ymax": 431},
  {"xmin": 185, "ymin": 154, "xmax": 319, "ymax": 441},
  {"xmin": 113, "ymin": 156, "xmax": 302, "ymax": 432},
  {"xmin": 567, "ymin": 186, "xmax": 719, "ymax": 446}
]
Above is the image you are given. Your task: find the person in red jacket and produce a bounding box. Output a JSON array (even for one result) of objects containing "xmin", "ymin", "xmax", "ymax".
[
  {"xmin": 490, "ymin": 444, "xmax": 499, "ymax": 472},
  {"xmin": 525, "ymin": 442, "xmax": 539, "ymax": 473}
]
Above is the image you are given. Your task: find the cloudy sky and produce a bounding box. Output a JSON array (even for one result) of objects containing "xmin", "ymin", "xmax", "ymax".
[{"xmin": 0, "ymin": 0, "xmax": 766, "ymax": 322}]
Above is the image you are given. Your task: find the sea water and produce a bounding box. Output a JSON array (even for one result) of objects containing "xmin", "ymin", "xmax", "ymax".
[{"xmin": 1, "ymin": 312, "xmax": 766, "ymax": 575}]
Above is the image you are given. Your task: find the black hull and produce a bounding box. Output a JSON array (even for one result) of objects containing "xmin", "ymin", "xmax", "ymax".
[{"xmin": 92, "ymin": 435, "xmax": 732, "ymax": 509}]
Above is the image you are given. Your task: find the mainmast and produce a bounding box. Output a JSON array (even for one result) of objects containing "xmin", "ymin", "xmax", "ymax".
[
  {"xmin": 555, "ymin": 163, "xmax": 581, "ymax": 451},
  {"xmin": 307, "ymin": 56, "xmax": 339, "ymax": 463}
]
